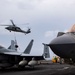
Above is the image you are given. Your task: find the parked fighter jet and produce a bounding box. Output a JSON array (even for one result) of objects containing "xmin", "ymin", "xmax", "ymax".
[
  {"xmin": 0, "ymin": 40, "xmax": 50, "ymax": 69},
  {"xmin": 19, "ymin": 43, "xmax": 50, "ymax": 67},
  {"xmin": 0, "ymin": 20, "xmax": 31, "ymax": 34},
  {"xmin": 0, "ymin": 39, "xmax": 34, "ymax": 69},
  {"xmin": 48, "ymin": 24, "xmax": 75, "ymax": 63}
]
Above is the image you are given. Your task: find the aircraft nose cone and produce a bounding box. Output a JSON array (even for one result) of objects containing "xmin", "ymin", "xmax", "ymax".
[{"xmin": 49, "ymin": 34, "xmax": 75, "ymax": 58}]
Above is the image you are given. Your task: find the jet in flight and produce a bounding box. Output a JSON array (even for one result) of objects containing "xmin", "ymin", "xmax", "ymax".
[
  {"xmin": 48, "ymin": 24, "xmax": 75, "ymax": 63},
  {"xmin": 0, "ymin": 20, "xmax": 31, "ymax": 34},
  {"xmin": 0, "ymin": 39, "xmax": 50, "ymax": 69}
]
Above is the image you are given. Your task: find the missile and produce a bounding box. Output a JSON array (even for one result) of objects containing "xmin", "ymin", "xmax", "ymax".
[
  {"xmin": 19, "ymin": 58, "xmax": 27, "ymax": 66},
  {"xmin": 28, "ymin": 58, "xmax": 38, "ymax": 66}
]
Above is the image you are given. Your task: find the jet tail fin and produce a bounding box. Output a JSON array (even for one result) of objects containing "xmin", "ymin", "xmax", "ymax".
[
  {"xmin": 8, "ymin": 40, "xmax": 17, "ymax": 51},
  {"xmin": 42, "ymin": 43, "xmax": 50, "ymax": 58},
  {"xmin": 23, "ymin": 39, "xmax": 34, "ymax": 54},
  {"xmin": 57, "ymin": 32, "xmax": 65, "ymax": 37}
]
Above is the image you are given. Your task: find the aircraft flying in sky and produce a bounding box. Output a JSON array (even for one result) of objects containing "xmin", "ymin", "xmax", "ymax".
[
  {"xmin": 0, "ymin": 39, "xmax": 50, "ymax": 69},
  {"xmin": 0, "ymin": 20, "xmax": 31, "ymax": 35}
]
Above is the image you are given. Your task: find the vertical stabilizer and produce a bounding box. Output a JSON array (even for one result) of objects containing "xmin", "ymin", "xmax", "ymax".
[
  {"xmin": 23, "ymin": 39, "xmax": 34, "ymax": 54},
  {"xmin": 8, "ymin": 40, "xmax": 17, "ymax": 51},
  {"xmin": 11, "ymin": 40, "xmax": 15, "ymax": 50},
  {"xmin": 43, "ymin": 43, "xmax": 50, "ymax": 58}
]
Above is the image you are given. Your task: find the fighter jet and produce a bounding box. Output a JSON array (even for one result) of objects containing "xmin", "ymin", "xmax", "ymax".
[
  {"xmin": 0, "ymin": 20, "xmax": 31, "ymax": 34},
  {"xmin": 48, "ymin": 24, "xmax": 75, "ymax": 63},
  {"xmin": 0, "ymin": 39, "xmax": 34, "ymax": 69},
  {"xmin": 20, "ymin": 43, "xmax": 50, "ymax": 67},
  {"xmin": 0, "ymin": 39, "xmax": 50, "ymax": 69}
]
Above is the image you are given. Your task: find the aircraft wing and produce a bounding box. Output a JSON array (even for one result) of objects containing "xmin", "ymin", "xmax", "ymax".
[
  {"xmin": 20, "ymin": 54, "xmax": 44, "ymax": 60},
  {"xmin": 2, "ymin": 52, "xmax": 21, "ymax": 56},
  {"xmin": 20, "ymin": 44, "xmax": 50, "ymax": 60}
]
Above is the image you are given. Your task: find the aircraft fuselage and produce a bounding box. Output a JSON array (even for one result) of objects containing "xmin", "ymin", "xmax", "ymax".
[
  {"xmin": 0, "ymin": 54, "xmax": 21, "ymax": 68},
  {"xmin": 49, "ymin": 32, "xmax": 75, "ymax": 61}
]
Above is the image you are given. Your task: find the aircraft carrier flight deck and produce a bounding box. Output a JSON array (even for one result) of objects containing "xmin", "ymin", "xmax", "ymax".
[{"xmin": 0, "ymin": 62, "xmax": 75, "ymax": 75}]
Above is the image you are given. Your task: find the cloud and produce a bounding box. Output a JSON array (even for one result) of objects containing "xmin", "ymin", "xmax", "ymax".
[
  {"xmin": 44, "ymin": 29, "xmax": 69, "ymax": 38},
  {"xmin": 3, "ymin": 0, "xmax": 44, "ymax": 10},
  {"xmin": 17, "ymin": 0, "xmax": 45, "ymax": 10},
  {"xmin": 45, "ymin": 30, "xmax": 59, "ymax": 38}
]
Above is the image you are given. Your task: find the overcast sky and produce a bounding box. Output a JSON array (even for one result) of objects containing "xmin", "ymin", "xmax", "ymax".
[{"xmin": 0, "ymin": 0, "xmax": 75, "ymax": 59}]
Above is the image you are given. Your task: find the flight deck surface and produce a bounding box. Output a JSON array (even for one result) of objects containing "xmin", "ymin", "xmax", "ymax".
[{"xmin": 0, "ymin": 62, "xmax": 75, "ymax": 75}]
